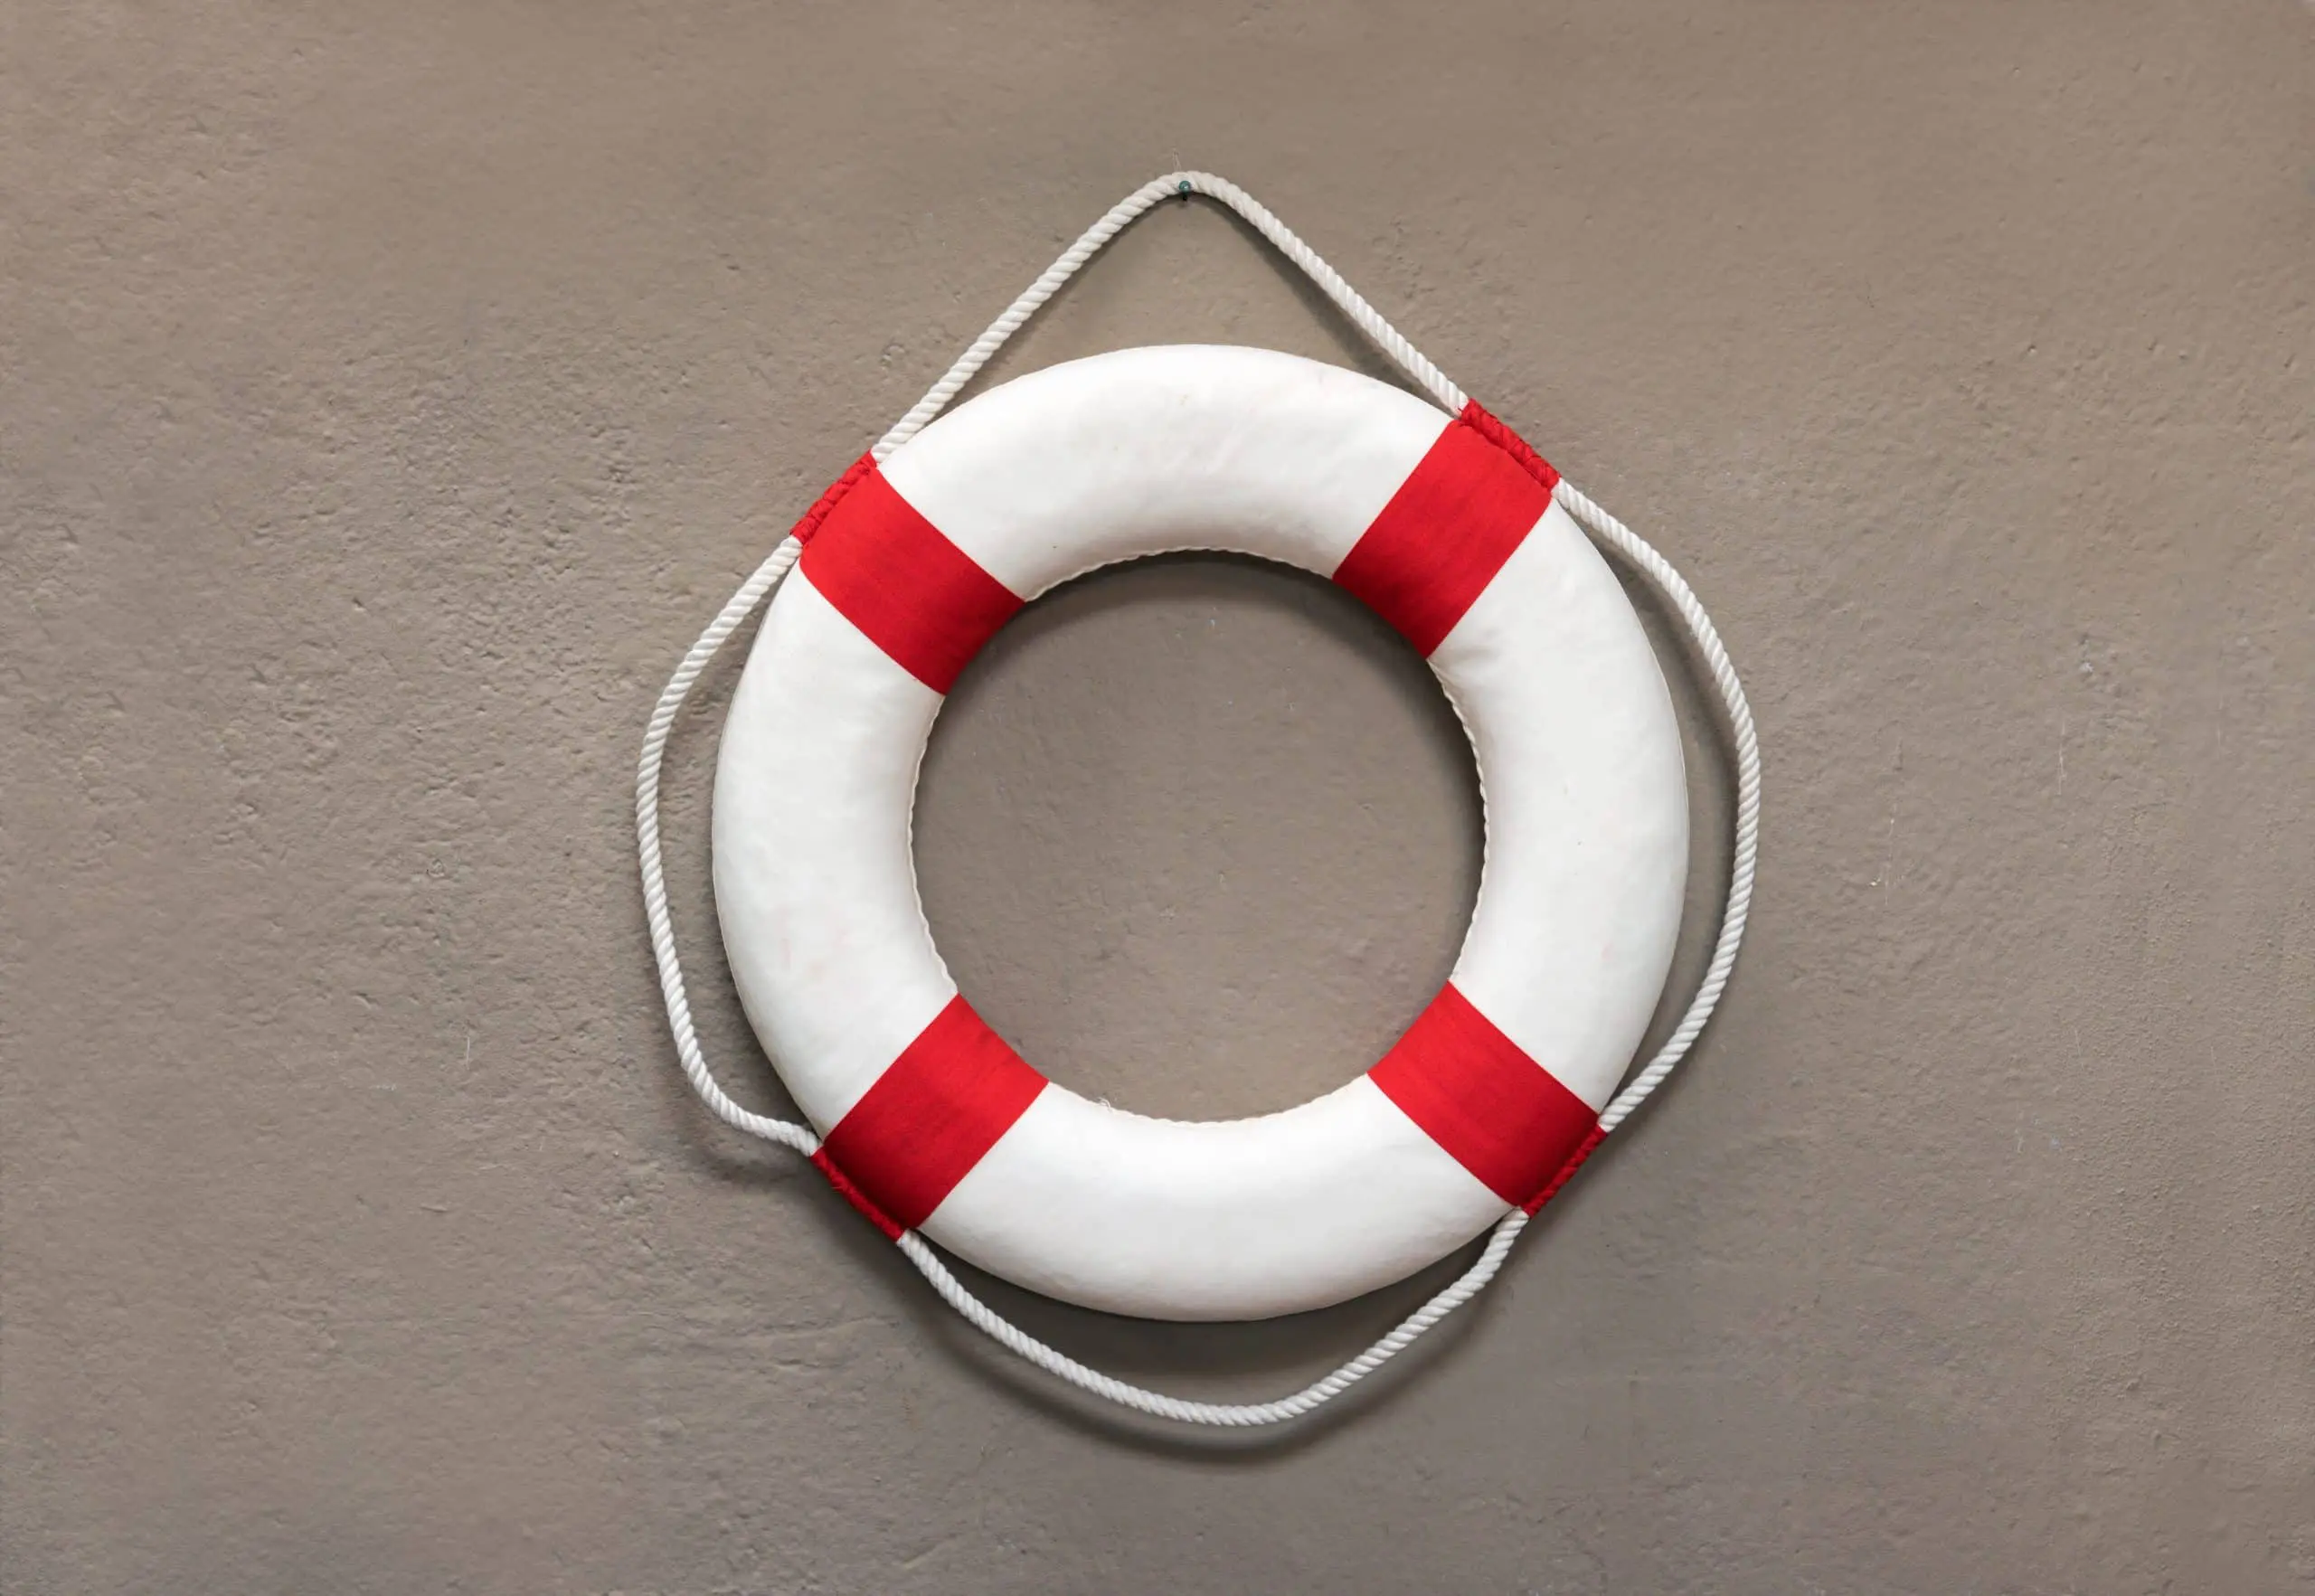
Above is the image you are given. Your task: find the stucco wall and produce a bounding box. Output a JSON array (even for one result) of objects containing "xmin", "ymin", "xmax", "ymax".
[{"xmin": 5, "ymin": 4, "xmax": 2311, "ymax": 1591}]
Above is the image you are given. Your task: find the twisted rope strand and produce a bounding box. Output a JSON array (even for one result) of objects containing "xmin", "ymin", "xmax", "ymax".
[
  {"xmin": 637, "ymin": 534, "xmax": 817, "ymax": 1157},
  {"xmin": 1554, "ymin": 479, "xmax": 1762, "ymax": 1135},
  {"xmin": 635, "ymin": 172, "xmax": 1760, "ymax": 1426}
]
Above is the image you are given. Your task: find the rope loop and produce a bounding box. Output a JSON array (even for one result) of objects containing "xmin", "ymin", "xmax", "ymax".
[{"xmin": 636, "ymin": 171, "xmax": 1762, "ymax": 1427}]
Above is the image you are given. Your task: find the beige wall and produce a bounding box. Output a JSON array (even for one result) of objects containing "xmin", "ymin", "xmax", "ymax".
[{"xmin": 6, "ymin": 4, "xmax": 2312, "ymax": 1591}]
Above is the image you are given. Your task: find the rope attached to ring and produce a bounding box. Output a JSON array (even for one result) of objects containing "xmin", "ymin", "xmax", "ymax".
[{"xmin": 635, "ymin": 171, "xmax": 1762, "ymax": 1427}]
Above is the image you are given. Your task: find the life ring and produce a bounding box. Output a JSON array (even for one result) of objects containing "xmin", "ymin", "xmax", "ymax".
[
  {"xmin": 712, "ymin": 343, "xmax": 1689, "ymax": 1321},
  {"xmin": 642, "ymin": 172, "xmax": 1758, "ymax": 1421}
]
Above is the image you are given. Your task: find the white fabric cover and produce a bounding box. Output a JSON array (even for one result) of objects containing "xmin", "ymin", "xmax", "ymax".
[{"xmin": 714, "ymin": 345, "xmax": 1687, "ymax": 1319}]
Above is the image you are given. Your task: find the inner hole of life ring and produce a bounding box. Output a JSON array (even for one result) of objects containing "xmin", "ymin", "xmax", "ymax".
[{"xmin": 911, "ymin": 550, "xmax": 1482, "ymax": 1126}]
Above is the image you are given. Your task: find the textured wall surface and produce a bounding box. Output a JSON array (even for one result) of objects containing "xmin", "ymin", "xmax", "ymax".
[{"xmin": 5, "ymin": 5, "xmax": 2312, "ymax": 1591}]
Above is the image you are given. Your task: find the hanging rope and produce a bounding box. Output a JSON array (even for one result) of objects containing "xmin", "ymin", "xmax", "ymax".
[{"xmin": 636, "ymin": 171, "xmax": 1762, "ymax": 1427}]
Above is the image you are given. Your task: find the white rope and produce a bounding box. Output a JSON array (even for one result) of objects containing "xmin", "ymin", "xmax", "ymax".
[
  {"xmin": 870, "ymin": 173, "xmax": 1467, "ymax": 461},
  {"xmin": 635, "ymin": 171, "xmax": 1762, "ymax": 1426}
]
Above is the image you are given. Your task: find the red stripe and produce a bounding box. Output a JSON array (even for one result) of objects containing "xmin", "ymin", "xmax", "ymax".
[
  {"xmin": 810, "ymin": 1147, "xmax": 904, "ymax": 1241},
  {"xmin": 1522, "ymin": 1123, "xmax": 1608, "ymax": 1216},
  {"xmin": 790, "ymin": 451, "xmax": 878, "ymax": 545},
  {"xmin": 818, "ymin": 995, "xmax": 1047, "ymax": 1231},
  {"xmin": 799, "ymin": 468, "xmax": 1023, "ymax": 694},
  {"xmin": 1368, "ymin": 983, "xmax": 1598, "ymax": 1206},
  {"xmin": 1330, "ymin": 402, "xmax": 1556, "ymax": 656},
  {"xmin": 1459, "ymin": 401, "xmax": 1561, "ymax": 496}
]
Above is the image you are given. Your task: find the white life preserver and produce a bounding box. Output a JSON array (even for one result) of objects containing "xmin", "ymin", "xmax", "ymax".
[
  {"xmin": 712, "ymin": 343, "xmax": 1689, "ymax": 1321},
  {"xmin": 643, "ymin": 172, "xmax": 1759, "ymax": 1422}
]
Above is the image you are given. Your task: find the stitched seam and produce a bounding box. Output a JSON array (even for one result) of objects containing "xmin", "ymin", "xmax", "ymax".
[
  {"xmin": 810, "ymin": 1147, "xmax": 906, "ymax": 1240},
  {"xmin": 1522, "ymin": 1123, "xmax": 1609, "ymax": 1214},
  {"xmin": 1459, "ymin": 401, "xmax": 1560, "ymax": 492},
  {"xmin": 791, "ymin": 450, "xmax": 879, "ymax": 545}
]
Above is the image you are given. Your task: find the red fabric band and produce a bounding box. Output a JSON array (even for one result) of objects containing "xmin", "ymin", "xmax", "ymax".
[
  {"xmin": 819, "ymin": 995, "xmax": 1048, "ymax": 1232},
  {"xmin": 799, "ymin": 468, "xmax": 1024, "ymax": 694},
  {"xmin": 809, "ymin": 1147, "xmax": 904, "ymax": 1241},
  {"xmin": 1458, "ymin": 401, "xmax": 1561, "ymax": 496},
  {"xmin": 790, "ymin": 451, "xmax": 878, "ymax": 545},
  {"xmin": 1368, "ymin": 982, "xmax": 1599, "ymax": 1207},
  {"xmin": 1330, "ymin": 403, "xmax": 1557, "ymax": 656},
  {"xmin": 1522, "ymin": 1122, "xmax": 1609, "ymax": 1216}
]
